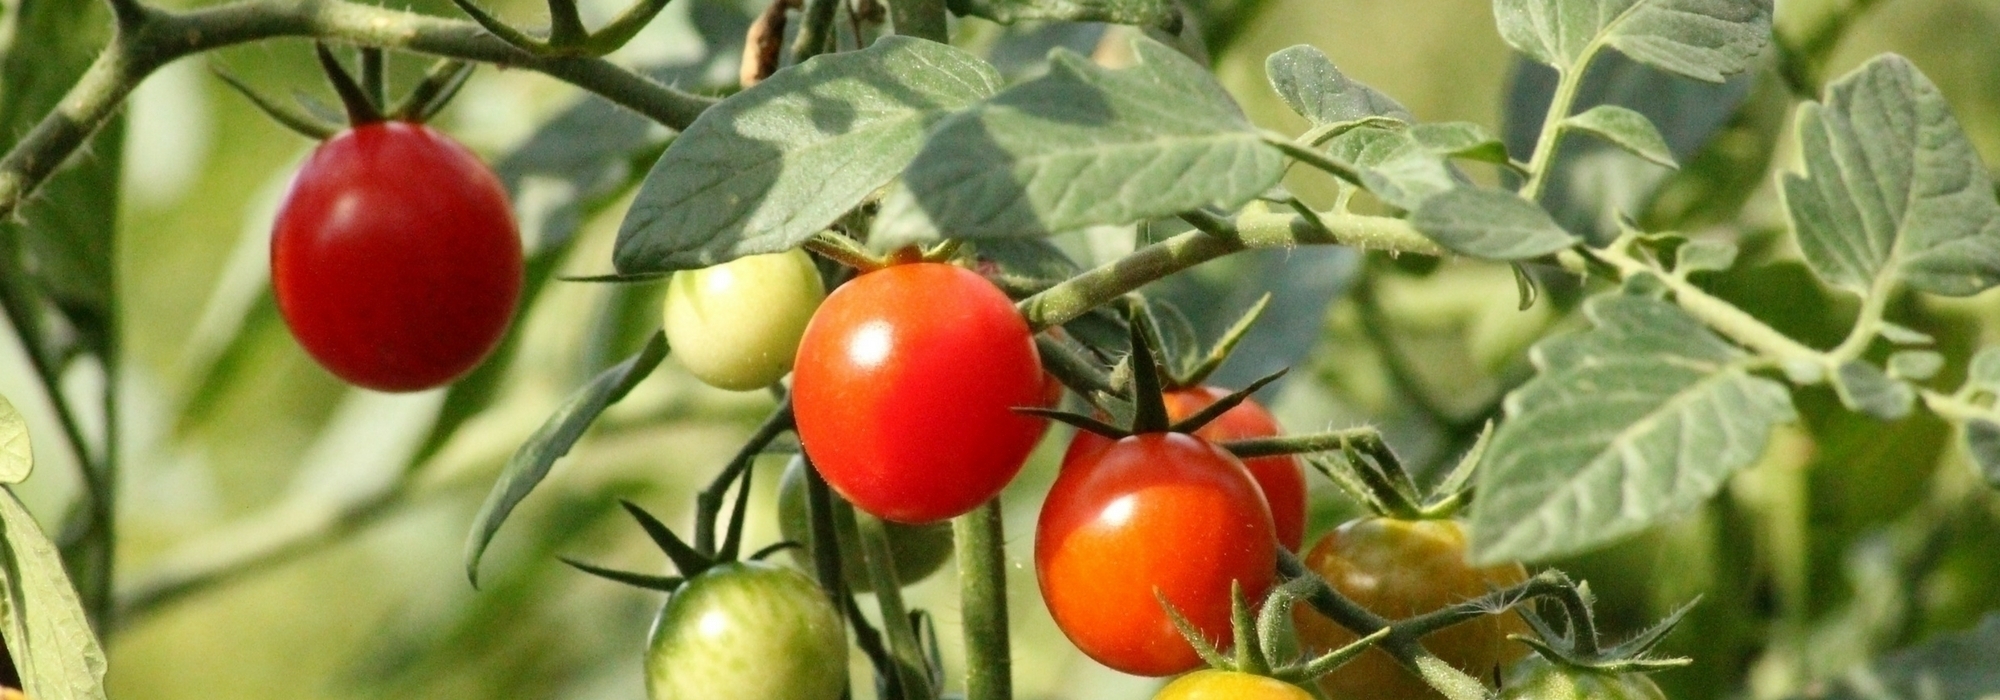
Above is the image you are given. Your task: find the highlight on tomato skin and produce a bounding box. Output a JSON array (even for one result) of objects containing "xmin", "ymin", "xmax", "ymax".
[
  {"xmin": 1036, "ymin": 432, "xmax": 1278, "ymax": 677},
  {"xmin": 790, "ymin": 262, "xmax": 1048, "ymax": 524},
  {"xmin": 270, "ymin": 120, "xmax": 523, "ymax": 393}
]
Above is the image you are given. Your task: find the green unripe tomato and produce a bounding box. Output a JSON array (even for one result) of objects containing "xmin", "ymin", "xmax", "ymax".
[
  {"xmin": 662, "ymin": 249, "xmax": 825, "ymax": 391},
  {"xmin": 1499, "ymin": 657, "xmax": 1667, "ymax": 700},
  {"xmin": 776, "ymin": 456, "xmax": 954, "ymax": 591},
  {"xmin": 645, "ymin": 561, "xmax": 847, "ymax": 700}
]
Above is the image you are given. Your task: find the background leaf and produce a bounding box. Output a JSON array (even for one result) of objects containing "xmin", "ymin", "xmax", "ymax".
[
  {"xmin": 615, "ymin": 36, "xmax": 1001, "ymax": 272},
  {"xmin": 946, "ymin": 0, "xmax": 1178, "ymax": 30},
  {"xmin": 463, "ymin": 333, "xmax": 670, "ymax": 585},
  {"xmin": 1409, "ymin": 187, "xmax": 1579, "ymax": 259},
  {"xmin": 1470, "ymin": 293, "xmax": 1796, "ymax": 563},
  {"xmin": 0, "ymin": 394, "xmax": 26, "ymax": 484},
  {"xmin": 882, "ymin": 35, "xmax": 1283, "ymax": 242},
  {"xmin": 1264, "ymin": 45, "xmax": 1412, "ymax": 126},
  {"xmin": 1810, "ymin": 613, "xmax": 2000, "ymax": 700},
  {"xmin": 0, "ymin": 490, "xmax": 108, "ymax": 700},
  {"xmin": 1493, "ymin": 0, "xmax": 1772, "ymax": 82},
  {"xmin": 1782, "ymin": 54, "xmax": 2000, "ymax": 297},
  {"xmin": 1564, "ymin": 104, "xmax": 1676, "ymax": 167}
]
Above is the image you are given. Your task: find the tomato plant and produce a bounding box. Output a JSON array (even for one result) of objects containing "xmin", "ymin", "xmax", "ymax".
[
  {"xmin": 1498, "ymin": 657, "xmax": 1667, "ymax": 700},
  {"xmin": 791, "ymin": 262, "xmax": 1048, "ymax": 524},
  {"xmin": 1066, "ymin": 386, "xmax": 1307, "ymax": 550},
  {"xmin": 1037, "ymin": 431, "xmax": 1277, "ymax": 676},
  {"xmin": 774, "ymin": 456, "xmax": 953, "ymax": 591},
  {"xmin": 1153, "ymin": 670, "xmax": 1313, "ymax": 700},
  {"xmin": 1293, "ymin": 517, "xmax": 1529, "ymax": 700},
  {"xmin": 661, "ymin": 248, "xmax": 825, "ymax": 391},
  {"xmin": 270, "ymin": 120, "xmax": 523, "ymax": 392}
]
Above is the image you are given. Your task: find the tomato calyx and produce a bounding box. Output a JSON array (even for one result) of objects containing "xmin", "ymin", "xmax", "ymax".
[
  {"xmin": 1162, "ymin": 578, "xmax": 1388, "ymax": 686},
  {"xmin": 215, "ymin": 44, "xmax": 475, "ymax": 140},
  {"xmin": 1510, "ymin": 595, "xmax": 1694, "ymax": 677},
  {"xmin": 801, "ymin": 232, "xmax": 965, "ymax": 274}
]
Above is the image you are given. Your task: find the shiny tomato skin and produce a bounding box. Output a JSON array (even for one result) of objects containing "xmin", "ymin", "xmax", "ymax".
[
  {"xmin": 791, "ymin": 263, "xmax": 1046, "ymax": 524},
  {"xmin": 1499, "ymin": 657, "xmax": 1667, "ymax": 700},
  {"xmin": 1294, "ymin": 518, "xmax": 1530, "ymax": 700},
  {"xmin": 645, "ymin": 561, "xmax": 847, "ymax": 700},
  {"xmin": 774, "ymin": 456, "xmax": 954, "ymax": 591},
  {"xmin": 662, "ymin": 249, "xmax": 825, "ymax": 391},
  {"xmin": 271, "ymin": 121, "xmax": 522, "ymax": 392},
  {"xmin": 1154, "ymin": 670, "xmax": 1315, "ymax": 700},
  {"xmin": 1037, "ymin": 432, "xmax": 1277, "ymax": 677},
  {"xmin": 1063, "ymin": 387, "xmax": 1307, "ymax": 550}
]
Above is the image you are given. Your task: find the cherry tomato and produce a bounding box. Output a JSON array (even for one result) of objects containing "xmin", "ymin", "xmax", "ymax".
[
  {"xmin": 645, "ymin": 561, "xmax": 847, "ymax": 700},
  {"xmin": 1499, "ymin": 657, "xmax": 1666, "ymax": 700},
  {"xmin": 792, "ymin": 262, "xmax": 1046, "ymax": 524},
  {"xmin": 1064, "ymin": 386, "xmax": 1306, "ymax": 550},
  {"xmin": 1155, "ymin": 670, "xmax": 1314, "ymax": 700},
  {"xmin": 774, "ymin": 456, "xmax": 954, "ymax": 591},
  {"xmin": 1037, "ymin": 432, "xmax": 1277, "ymax": 676},
  {"xmin": 662, "ymin": 249, "xmax": 825, "ymax": 391},
  {"xmin": 1293, "ymin": 517, "xmax": 1529, "ymax": 700},
  {"xmin": 271, "ymin": 121, "xmax": 522, "ymax": 392}
]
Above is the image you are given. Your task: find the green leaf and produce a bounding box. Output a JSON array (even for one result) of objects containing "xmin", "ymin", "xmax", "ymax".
[
  {"xmin": 1493, "ymin": 0, "xmax": 1772, "ymax": 82},
  {"xmin": 1470, "ymin": 294, "xmax": 1796, "ymax": 563},
  {"xmin": 884, "ymin": 35, "xmax": 1284, "ymax": 242},
  {"xmin": 1813, "ymin": 613, "xmax": 2000, "ymax": 699},
  {"xmin": 0, "ymin": 489, "xmax": 108, "ymax": 700},
  {"xmin": 1342, "ymin": 122, "xmax": 1509, "ymax": 210},
  {"xmin": 1783, "ymin": 55, "xmax": 2000, "ymax": 297},
  {"xmin": 1831, "ymin": 360, "xmax": 1914, "ymax": 421},
  {"xmin": 1409, "ymin": 187, "xmax": 1580, "ymax": 259},
  {"xmin": 1264, "ymin": 45, "xmax": 1412, "ymax": 126},
  {"xmin": 945, "ymin": 0, "xmax": 1178, "ymax": 29},
  {"xmin": 1970, "ymin": 346, "xmax": 2000, "ymax": 393},
  {"xmin": 614, "ymin": 36, "xmax": 1001, "ymax": 272},
  {"xmin": 464, "ymin": 333, "xmax": 670, "ymax": 585},
  {"xmin": 1966, "ymin": 420, "xmax": 2000, "ymax": 489},
  {"xmin": 1885, "ymin": 350, "xmax": 1943, "ymax": 382},
  {"xmin": 0, "ymin": 394, "xmax": 25, "ymax": 484},
  {"xmin": 1675, "ymin": 239, "xmax": 1737, "ymax": 273},
  {"xmin": 1564, "ymin": 104, "xmax": 1676, "ymax": 167}
]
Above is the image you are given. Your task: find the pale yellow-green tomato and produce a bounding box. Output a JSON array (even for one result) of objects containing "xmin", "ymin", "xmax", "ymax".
[{"xmin": 662, "ymin": 249, "xmax": 825, "ymax": 391}]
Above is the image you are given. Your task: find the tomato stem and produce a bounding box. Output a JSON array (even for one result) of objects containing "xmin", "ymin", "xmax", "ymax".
[
  {"xmin": 805, "ymin": 232, "xmax": 888, "ymax": 272},
  {"xmin": 851, "ymin": 507, "xmax": 936, "ymax": 699},
  {"xmin": 694, "ymin": 402, "xmax": 795, "ymax": 557},
  {"xmin": 955, "ymin": 501, "xmax": 1012, "ymax": 700}
]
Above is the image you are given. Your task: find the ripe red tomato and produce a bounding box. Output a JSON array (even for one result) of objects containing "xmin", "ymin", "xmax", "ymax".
[
  {"xmin": 271, "ymin": 121, "xmax": 522, "ymax": 392},
  {"xmin": 791, "ymin": 262, "xmax": 1047, "ymax": 524},
  {"xmin": 1037, "ymin": 432, "xmax": 1277, "ymax": 677},
  {"xmin": 1064, "ymin": 386, "xmax": 1307, "ymax": 550},
  {"xmin": 1293, "ymin": 517, "xmax": 1530, "ymax": 700},
  {"xmin": 1155, "ymin": 670, "xmax": 1314, "ymax": 700}
]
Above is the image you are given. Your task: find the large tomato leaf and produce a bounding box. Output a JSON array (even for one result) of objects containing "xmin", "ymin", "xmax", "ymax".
[
  {"xmin": 1782, "ymin": 55, "xmax": 2000, "ymax": 298},
  {"xmin": 945, "ymin": 0, "xmax": 1178, "ymax": 29},
  {"xmin": 0, "ymin": 396, "xmax": 107, "ymax": 699},
  {"xmin": 1493, "ymin": 0, "xmax": 1771, "ymax": 82},
  {"xmin": 615, "ymin": 36, "xmax": 1001, "ymax": 273},
  {"xmin": 464, "ymin": 333, "xmax": 670, "ymax": 585},
  {"xmin": 1264, "ymin": 45, "xmax": 1412, "ymax": 126},
  {"xmin": 873, "ymin": 35, "xmax": 1284, "ymax": 244},
  {"xmin": 1469, "ymin": 293, "xmax": 1796, "ymax": 563}
]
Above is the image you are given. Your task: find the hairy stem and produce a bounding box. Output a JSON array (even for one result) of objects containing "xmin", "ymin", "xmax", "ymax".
[{"xmin": 955, "ymin": 501, "xmax": 1011, "ymax": 700}]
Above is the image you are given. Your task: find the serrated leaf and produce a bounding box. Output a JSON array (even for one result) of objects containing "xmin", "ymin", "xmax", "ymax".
[
  {"xmin": 885, "ymin": 35, "xmax": 1284, "ymax": 242},
  {"xmin": 0, "ymin": 489, "xmax": 108, "ymax": 700},
  {"xmin": 1832, "ymin": 360, "xmax": 1915, "ymax": 420},
  {"xmin": 1967, "ymin": 420, "xmax": 2000, "ymax": 489},
  {"xmin": 1345, "ymin": 122, "xmax": 1507, "ymax": 210},
  {"xmin": 1886, "ymin": 350, "xmax": 1943, "ymax": 382},
  {"xmin": 1783, "ymin": 55, "xmax": 2000, "ymax": 297},
  {"xmin": 1494, "ymin": 0, "xmax": 1772, "ymax": 82},
  {"xmin": 1471, "ymin": 294, "xmax": 1796, "ymax": 563},
  {"xmin": 945, "ymin": 0, "xmax": 1177, "ymax": 29},
  {"xmin": 464, "ymin": 333, "xmax": 670, "ymax": 585},
  {"xmin": 1675, "ymin": 239, "xmax": 1737, "ymax": 273},
  {"xmin": 1409, "ymin": 187, "xmax": 1580, "ymax": 259},
  {"xmin": 1264, "ymin": 45, "xmax": 1412, "ymax": 126},
  {"xmin": 0, "ymin": 395, "xmax": 25, "ymax": 484},
  {"xmin": 1813, "ymin": 613, "xmax": 2000, "ymax": 699},
  {"xmin": 614, "ymin": 37, "xmax": 1001, "ymax": 272},
  {"xmin": 1565, "ymin": 104, "xmax": 1676, "ymax": 167}
]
